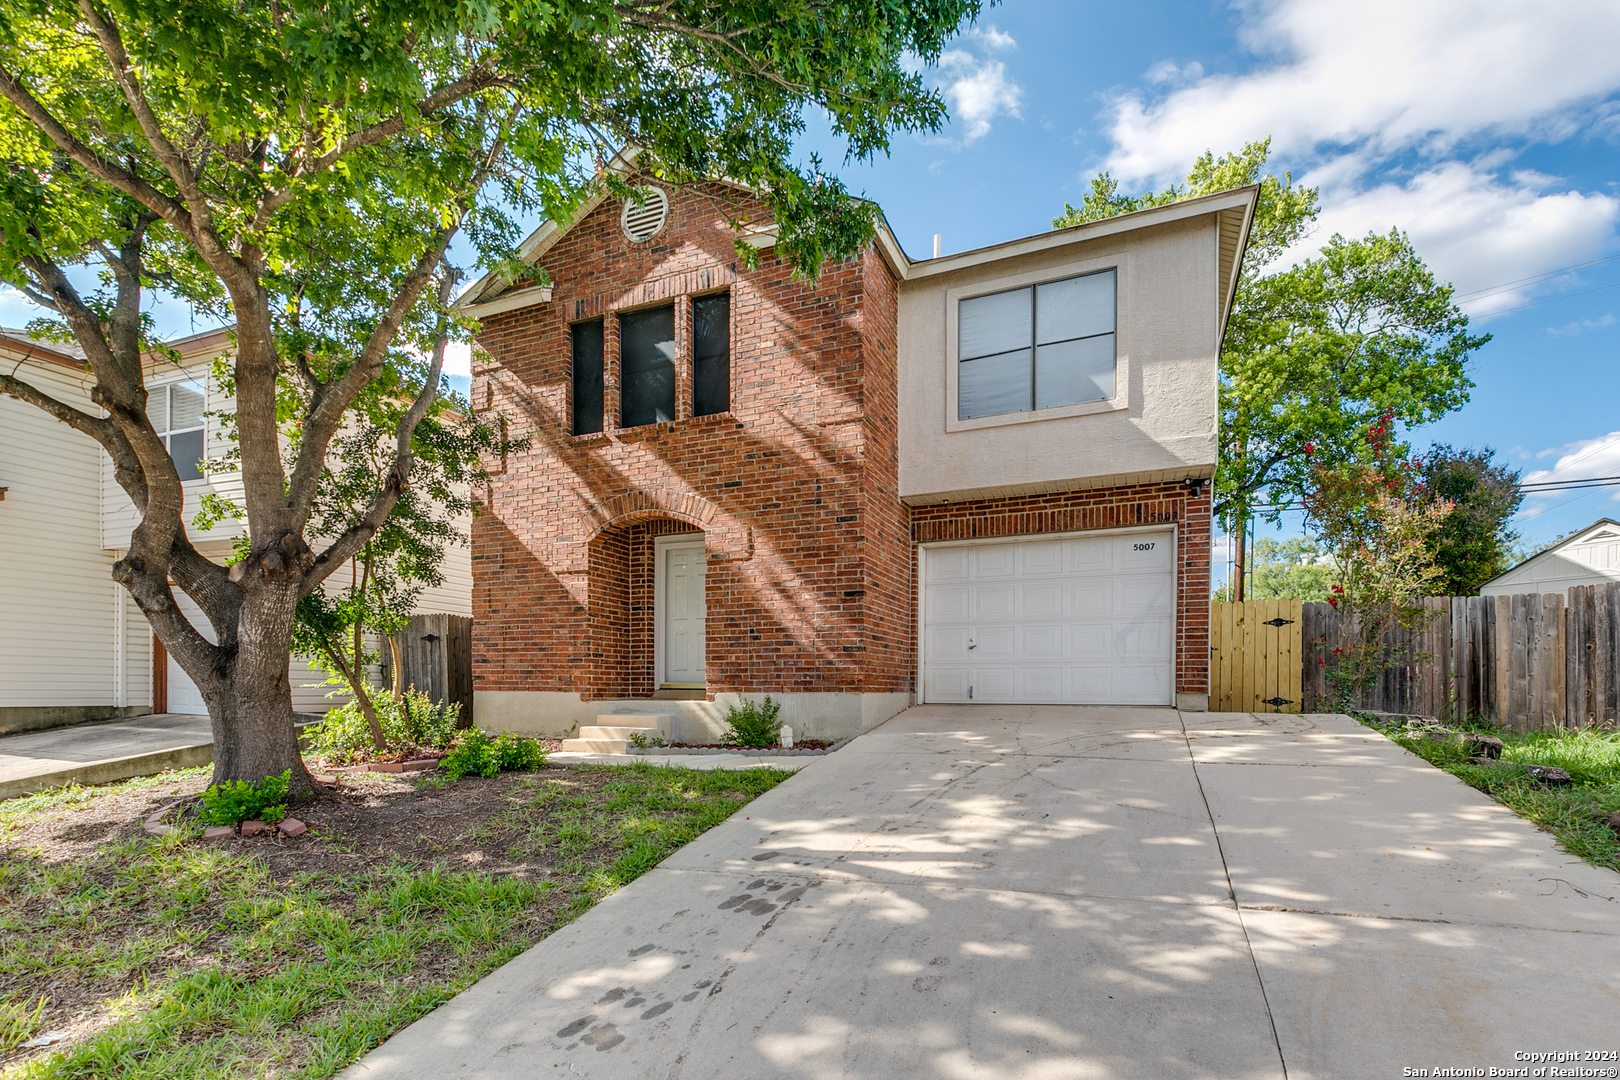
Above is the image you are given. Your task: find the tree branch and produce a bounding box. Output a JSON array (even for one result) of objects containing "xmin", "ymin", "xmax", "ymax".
[
  {"xmin": 0, "ymin": 63, "xmax": 194, "ymax": 235},
  {"xmin": 302, "ymin": 273, "xmax": 458, "ymax": 593}
]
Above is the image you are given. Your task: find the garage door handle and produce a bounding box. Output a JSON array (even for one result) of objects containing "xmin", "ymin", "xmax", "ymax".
[{"xmin": 967, "ymin": 642, "xmax": 976, "ymax": 650}]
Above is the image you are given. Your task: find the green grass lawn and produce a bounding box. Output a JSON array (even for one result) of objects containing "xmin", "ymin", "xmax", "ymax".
[
  {"xmin": 1367, "ymin": 718, "xmax": 1620, "ymax": 874},
  {"xmin": 0, "ymin": 762, "xmax": 792, "ymax": 1078}
]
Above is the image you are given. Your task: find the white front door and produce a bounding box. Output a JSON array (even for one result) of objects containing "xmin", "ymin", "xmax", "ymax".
[
  {"xmin": 659, "ymin": 539, "xmax": 707, "ymax": 686},
  {"xmin": 922, "ymin": 529, "xmax": 1176, "ymax": 706}
]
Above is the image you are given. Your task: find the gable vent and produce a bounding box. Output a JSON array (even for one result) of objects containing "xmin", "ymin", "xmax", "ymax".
[{"xmin": 620, "ymin": 187, "xmax": 669, "ymax": 242}]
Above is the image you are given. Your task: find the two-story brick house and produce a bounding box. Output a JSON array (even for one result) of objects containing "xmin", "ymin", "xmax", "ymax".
[{"xmin": 462, "ymin": 168, "xmax": 1255, "ymax": 741}]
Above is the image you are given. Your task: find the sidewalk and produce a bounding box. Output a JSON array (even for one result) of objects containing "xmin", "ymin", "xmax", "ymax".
[{"xmin": 0, "ymin": 713, "xmax": 214, "ymax": 799}]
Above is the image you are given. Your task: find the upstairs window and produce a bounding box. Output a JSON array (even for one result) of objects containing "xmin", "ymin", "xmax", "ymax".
[
  {"xmin": 148, "ymin": 381, "xmax": 206, "ymax": 481},
  {"xmin": 692, "ymin": 292, "xmax": 730, "ymax": 417},
  {"xmin": 958, "ymin": 268, "xmax": 1116, "ymax": 421},
  {"xmin": 619, "ymin": 304, "xmax": 676, "ymax": 427},
  {"xmin": 570, "ymin": 318, "xmax": 604, "ymax": 435}
]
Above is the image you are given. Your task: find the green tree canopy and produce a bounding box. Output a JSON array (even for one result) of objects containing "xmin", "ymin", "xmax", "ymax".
[
  {"xmin": 0, "ymin": 0, "xmax": 982, "ymax": 791},
  {"xmin": 1213, "ymin": 537, "xmax": 1337, "ymax": 602},
  {"xmin": 1055, "ymin": 140, "xmax": 1489, "ymax": 534},
  {"xmin": 1416, "ymin": 445, "xmax": 1523, "ymax": 595}
]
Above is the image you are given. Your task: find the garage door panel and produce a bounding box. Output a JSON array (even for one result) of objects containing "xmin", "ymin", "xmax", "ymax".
[
  {"xmin": 927, "ymin": 585, "xmax": 971, "ymax": 620},
  {"xmin": 1113, "ymin": 622, "xmax": 1170, "ymax": 659},
  {"xmin": 1020, "ymin": 625, "xmax": 1063, "ymax": 658},
  {"xmin": 930, "ymin": 548, "xmax": 971, "ymax": 581},
  {"xmin": 975, "ymin": 546, "xmax": 1017, "ymax": 578},
  {"xmin": 930, "ymin": 667, "xmax": 970, "ymax": 701},
  {"xmin": 1064, "ymin": 667, "xmax": 1113, "ymax": 700},
  {"xmin": 1069, "ymin": 581, "xmax": 1114, "ymax": 615},
  {"xmin": 1065, "ymin": 538, "xmax": 1113, "ymax": 573},
  {"xmin": 975, "ymin": 584, "xmax": 1016, "ymax": 618},
  {"xmin": 923, "ymin": 530, "xmax": 1175, "ymax": 706},
  {"xmin": 975, "ymin": 668, "xmax": 1017, "ymax": 701},
  {"xmin": 1115, "ymin": 667, "xmax": 1172, "ymax": 703},
  {"xmin": 1021, "ymin": 581, "xmax": 1063, "ymax": 618},
  {"xmin": 927, "ymin": 626, "xmax": 973, "ymax": 660},
  {"xmin": 1019, "ymin": 541, "xmax": 1064, "ymax": 576},
  {"xmin": 1119, "ymin": 535, "xmax": 1170, "ymax": 570},
  {"xmin": 976, "ymin": 625, "xmax": 1017, "ymax": 659},
  {"xmin": 1017, "ymin": 667, "xmax": 1065, "ymax": 701},
  {"xmin": 1118, "ymin": 578, "xmax": 1172, "ymax": 615}
]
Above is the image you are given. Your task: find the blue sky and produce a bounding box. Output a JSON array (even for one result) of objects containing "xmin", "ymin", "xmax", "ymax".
[
  {"xmin": 3, "ymin": 0, "xmax": 1616, "ymax": 577},
  {"xmin": 796, "ymin": 0, "xmax": 1620, "ymax": 575}
]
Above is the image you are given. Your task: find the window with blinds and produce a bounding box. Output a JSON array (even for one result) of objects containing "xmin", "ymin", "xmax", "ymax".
[
  {"xmin": 958, "ymin": 268, "xmax": 1116, "ymax": 421},
  {"xmin": 619, "ymin": 305, "xmax": 676, "ymax": 427},
  {"xmin": 571, "ymin": 318, "xmax": 605, "ymax": 435},
  {"xmin": 148, "ymin": 381, "xmax": 206, "ymax": 481},
  {"xmin": 692, "ymin": 292, "xmax": 730, "ymax": 417}
]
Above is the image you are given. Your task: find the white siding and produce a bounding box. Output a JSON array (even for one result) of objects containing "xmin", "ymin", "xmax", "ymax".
[
  {"xmin": 101, "ymin": 362, "xmax": 245, "ymax": 552},
  {"xmin": 1481, "ymin": 522, "xmax": 1620, "ymax": 597},
  {"xmin": 0, "ymin": 361, "xmax": 129, "ymax": 708}
]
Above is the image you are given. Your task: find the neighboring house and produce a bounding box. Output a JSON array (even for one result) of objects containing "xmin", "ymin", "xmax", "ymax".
[
  {"xmin": 0, "ymin": 326, "xmax": 472, "ymax": 733},
  {"xmin": 1479, "ymin": 518, "xmax": 1620, "ymax": 597},
  {"xmin": 461, "ymin": 169, "xmax": 1255, "ymax": 741}
]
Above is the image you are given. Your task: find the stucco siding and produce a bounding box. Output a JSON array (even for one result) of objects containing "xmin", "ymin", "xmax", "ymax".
[{"xmin": 897, "ymin": 214, "xmax": 1220, "ymax": 504}]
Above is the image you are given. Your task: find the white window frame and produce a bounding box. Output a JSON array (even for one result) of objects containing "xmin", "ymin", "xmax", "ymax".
[
  {"xmin": 653, "ymin": 532, "xmax": 707, "ymax": 688},
  {"xmin": 146, "ymin": 375, "xmax": 210, "ymax": 484},
  {"xmin": 914, "ymin": 521, "xmax": 1177, "ymax": 706},
  {"xmin": 943, "ymin": 251, "xmax": 1133, "ymax": 433}
]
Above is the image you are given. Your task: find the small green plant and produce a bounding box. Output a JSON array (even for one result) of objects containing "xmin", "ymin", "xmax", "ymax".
[
  {"xmin": 721, "ymin": 695, "xmax": 783, "ymax": 748},
  {"xmin": 1, "ymin": 994, "xmax": 48, "ymax": 1053},
  {"xmin": 198, "ymin": 770, "xmax": 291, "ymax": 825},
  {"xmin": 626, "ymin": 731, "xmax": 668, "ymax": 749},
  {"xmin": 440, "ymin": 729, "xmax": 547, "ymax": 781},
  {"xmin": 304, "ymin": 688, "xmax": 462, "ymax": 764}
]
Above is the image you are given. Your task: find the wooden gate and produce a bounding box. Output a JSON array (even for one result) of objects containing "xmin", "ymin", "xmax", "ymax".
[
  {"xmin": 1211, "ymin": 599, "xmax": 1303, "ymax": 713},
  {"xmin": 384, "ymin": 614, "xmax": 474, "ymax": 727}
]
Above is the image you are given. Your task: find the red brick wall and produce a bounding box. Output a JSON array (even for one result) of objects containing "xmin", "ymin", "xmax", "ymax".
[
  {"xmin": 909, "ymin": 481, "xmax": 1213, "ymax": 696},
  {"xmin": 471, "ymin": 180, "xmax": 907, "ymax": 701}
]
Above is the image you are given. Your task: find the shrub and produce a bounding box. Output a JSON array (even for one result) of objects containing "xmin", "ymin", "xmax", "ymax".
[
  {"xmin": 721, "ymin": 696, "xmax": 782, "ymax": 748},
  {"xmin": 199, "ymin": 770, "xmax": 291, "ymax": 825},
  {"xmin": 440, "ymin": 728, "xmax": 547, "ymax": 781},
  {"xmin": 303, "ymin": 688, "xmax": 462, "ymax": 764}
]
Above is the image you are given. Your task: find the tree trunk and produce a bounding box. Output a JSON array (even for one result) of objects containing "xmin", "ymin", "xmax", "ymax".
[
  {"xmin": 193, "ymin": 576, "xmax": 315, "ymax": 797},
  {"xmin": 1233, "ymin": 516, "xmax": 1248, "ymax": 603}
]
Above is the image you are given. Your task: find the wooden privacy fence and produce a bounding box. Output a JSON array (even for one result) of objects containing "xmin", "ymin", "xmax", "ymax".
[
  {"xmin": 1213, "ymin": 582, "xmax": 1620, "ymax": 730},
  {"xmin": 381, "ymin": 614, "xmax": 474, "ymax": 726}
]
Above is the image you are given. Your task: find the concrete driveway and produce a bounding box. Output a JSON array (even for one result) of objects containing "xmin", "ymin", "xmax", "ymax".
[{"xmin": 342, "ymin": 706, "xmax": 1620, "ymax": 1080}]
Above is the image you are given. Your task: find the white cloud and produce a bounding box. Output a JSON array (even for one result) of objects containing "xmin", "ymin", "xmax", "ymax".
[
  {"xmin": 932, "ymin": 28, "xmax": 1023, "ymax": 144},
  {"xmin": 1106, "ymin": 0, "xmax": 1620, "ymax": 183},
  {"xmin": 1145, "ymin": 59, "xmax": 1204, "ymax": 87},
  {"xmin": 1098, "ymin": 0, "xmax": 1620, "ymax": 315},
  {"xmin": 1306, "ymin": 162, "xmax": 1620, "ymax": 312},
  {"xmin": 1524, "ymin": 431, "xmax": 1620, "ymax": 489},
  {"xmin": 441, "ymin": 341, "xmax": 472, "ymax": 378},
  {"xmin": 1547, "ymin": 313, "xmax": 1617, "ymax": 337}
]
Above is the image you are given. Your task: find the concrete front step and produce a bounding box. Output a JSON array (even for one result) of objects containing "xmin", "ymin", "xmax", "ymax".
[{"xmin": 559, "ymin": 714, "xmax": 675, "ymax": 755}]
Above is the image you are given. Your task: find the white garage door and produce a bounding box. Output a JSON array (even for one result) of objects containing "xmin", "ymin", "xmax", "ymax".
[{"xmin": 922, "ymin": 529, "xmax": 1176, "ymax": 705}]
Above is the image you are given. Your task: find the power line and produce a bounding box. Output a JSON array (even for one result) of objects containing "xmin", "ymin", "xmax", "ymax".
[
  {"xmin": 1454, "ymin": 251, "xmax": 1620, "ymax": 303},
  {"xmin": 1473, "ymin": 278, "xmax": 1620, "ymax": 317}
]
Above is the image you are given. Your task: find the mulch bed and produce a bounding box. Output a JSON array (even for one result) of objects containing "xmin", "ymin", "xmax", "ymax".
[{"xmin": 11, "ymin": 758, "xmax": 617, "ymax": 881}]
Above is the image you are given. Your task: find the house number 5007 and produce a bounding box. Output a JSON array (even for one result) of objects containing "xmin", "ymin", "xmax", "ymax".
[{"xmin": 1132, "ymin": 543, "xmax": 1155, "ymax": 551}]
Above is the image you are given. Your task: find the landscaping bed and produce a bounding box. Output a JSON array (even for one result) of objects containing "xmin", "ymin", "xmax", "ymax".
[
  {"xmin": 628, "ymin": 736, "xmax": 849, "ymax": 757},
  {"xmin": 1363, "ymin": 715, "xmax": 1620, "ymax": 875},
  {"xmin": 0, "ymin": 760, "xmax": 791, "ymax": 1077}
]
